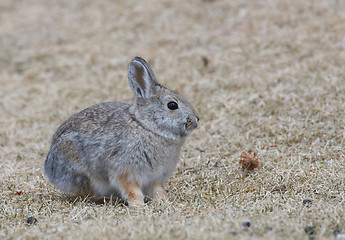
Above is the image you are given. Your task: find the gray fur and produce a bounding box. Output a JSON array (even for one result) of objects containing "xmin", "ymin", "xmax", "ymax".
[{"xmin": 44, "ymin": 57, "xmax": 199, "ymax": 204}]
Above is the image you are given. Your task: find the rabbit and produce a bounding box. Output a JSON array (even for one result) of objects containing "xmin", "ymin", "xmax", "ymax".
[{"xmin": 44, "ymin": 57, "xmax": 199, "ymax": 205}]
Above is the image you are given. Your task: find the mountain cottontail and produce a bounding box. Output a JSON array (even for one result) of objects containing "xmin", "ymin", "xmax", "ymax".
[{"xmin": 44, "ymin": 57, "xmax": 199, "ymax": 205}]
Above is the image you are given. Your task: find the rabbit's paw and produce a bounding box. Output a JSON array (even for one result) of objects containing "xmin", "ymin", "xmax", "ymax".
[{"xmin": 152, "ymin": 183, "xmax": 167, "ymax": 201}]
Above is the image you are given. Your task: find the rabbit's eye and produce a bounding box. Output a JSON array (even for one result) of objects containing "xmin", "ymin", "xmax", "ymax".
[{"xmin": 167, "ymin": 101, "xmax": 178, "ymax": 110}]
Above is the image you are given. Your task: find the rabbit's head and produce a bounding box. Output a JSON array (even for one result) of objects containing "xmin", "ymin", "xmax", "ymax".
[{"xmin": 128, "ymin": 57, "xmax": 199, "ymax": 141}]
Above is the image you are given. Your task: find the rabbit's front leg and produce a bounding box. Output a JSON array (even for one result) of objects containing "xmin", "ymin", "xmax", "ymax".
[
  {"xmin": 152, "ymin": 183, "xmax": 167, "ymax": 201},
  {"xmin": 117, "ymin": 176, "xmax": 144, "ymax": 206}
]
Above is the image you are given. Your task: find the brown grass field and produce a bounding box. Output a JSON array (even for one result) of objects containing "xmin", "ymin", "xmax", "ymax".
[{"xmin": 1, "ymin": 0, "xmax": 345, "ymax": 239}]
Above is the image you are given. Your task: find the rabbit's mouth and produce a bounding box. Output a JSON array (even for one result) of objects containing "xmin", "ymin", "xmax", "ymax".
[{"xmin": 184, "ymin": 117, "xmax": 198, "ymax": 134}]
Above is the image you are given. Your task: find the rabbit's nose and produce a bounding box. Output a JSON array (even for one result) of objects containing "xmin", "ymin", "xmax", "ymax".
[{"xmin": 194, "ymin": 117, "xmax": 199, "ymax": 128}]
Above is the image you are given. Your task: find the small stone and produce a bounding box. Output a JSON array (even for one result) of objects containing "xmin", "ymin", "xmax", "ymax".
[
  {"xmin": 305, "ymin": 226, "xmax": 314, "ymax": 235},
  {"xmin": 152, "ymin": 209, "xmax": 163, "ymax": 214},
  {"xmin": 201, "ymin": 56, "xmax": 209, "ymax": 67},
  {"xmin": 303, "ymin": 199, "xmax": 312, "ymax": 207},
  {"xmin": 26, "ymin": 217, "xmax": 37, "ymax": 225},
  {"xmin": 242, "ymin": 221, "xmax": 251, "ymax": 228}
]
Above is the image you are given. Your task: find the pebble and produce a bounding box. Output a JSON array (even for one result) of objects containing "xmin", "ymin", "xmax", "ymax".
[
  {"xmin": 27, "ymin": 217, "xmax": 37, "ymax": 225},
  {"xmin": 242, "ymin": 221, "xmax": 251, "ymax": 228},
  {"xmin": 152, "ymin": 209, "xmax": 163, "ymax": 214},
  {"xmin": 303, "ymin": 199, "xmax": 312, "ymax": 207},
  {"xmin": 305, "ymin": 226, "xmax": 314, "ymax": 235}
]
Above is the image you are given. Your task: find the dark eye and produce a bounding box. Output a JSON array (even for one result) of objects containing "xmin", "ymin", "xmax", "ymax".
[{"xmin": 167, "ymin": 101, "xmax": 178, "ymax": 110}]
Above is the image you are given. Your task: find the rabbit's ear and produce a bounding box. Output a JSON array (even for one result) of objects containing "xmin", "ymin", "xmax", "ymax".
[{"xmin": 128, "ymin": 57, "xmax": 158, "ymax": 99}]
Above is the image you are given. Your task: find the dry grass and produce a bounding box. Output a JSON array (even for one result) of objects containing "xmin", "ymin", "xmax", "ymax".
[{"xmin": 1, "ymin": 0, "xmax": 345, "ymax": 239}]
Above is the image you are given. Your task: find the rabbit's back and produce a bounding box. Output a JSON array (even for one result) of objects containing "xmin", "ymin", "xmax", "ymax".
[{"xmin": 52, "ymin": 102, "xmax": 130, "ymax": 143}]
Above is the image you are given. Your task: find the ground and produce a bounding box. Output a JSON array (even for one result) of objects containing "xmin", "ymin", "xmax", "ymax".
[{"xmin": 1, "ymin": 0, "xmax": 345, "ymax": 239}]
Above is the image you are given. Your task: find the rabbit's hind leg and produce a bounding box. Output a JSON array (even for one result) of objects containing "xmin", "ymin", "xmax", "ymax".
[{"xmin": 44, "ymin": 150, "xmax": 92, "ymax": 196}]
